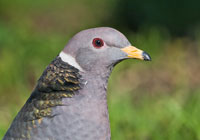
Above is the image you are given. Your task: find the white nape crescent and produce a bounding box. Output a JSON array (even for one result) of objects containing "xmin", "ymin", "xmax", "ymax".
[{"xmin": 59, "ymin": 51, "xmax": 84, "ymax": 71}]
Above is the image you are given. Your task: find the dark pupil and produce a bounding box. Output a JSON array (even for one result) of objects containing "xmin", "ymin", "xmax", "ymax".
[{"xmin": 95, "ymin": 40, "xmax": 101, "ymax": 46}]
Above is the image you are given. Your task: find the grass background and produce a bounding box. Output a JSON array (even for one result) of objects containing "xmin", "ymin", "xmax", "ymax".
[{"xmin": 0, "ymin": 0, "xmax": 200, "ymax": 139}]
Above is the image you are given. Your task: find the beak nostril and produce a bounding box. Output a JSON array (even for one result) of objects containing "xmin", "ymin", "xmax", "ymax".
[
  {"xmin": 131, "ymin": 50, "xmax": 137, "ymax": 52},
  {"xmin": 142, "ymin": 51, "xmax": 151, "ymax": 61}
]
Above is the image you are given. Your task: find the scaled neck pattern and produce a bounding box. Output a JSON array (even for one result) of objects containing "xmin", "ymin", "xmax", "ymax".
[
  {"xmin": 3, "ymin": 56, "xmax": 87, "ymax": 140},
  {"xmin": 20, "ymin": 56, "xmax": 85, "ymax": 121}
]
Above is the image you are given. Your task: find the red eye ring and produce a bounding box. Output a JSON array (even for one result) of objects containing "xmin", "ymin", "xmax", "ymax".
[{"xmin": 92, "ymin": 38, "xmax": 104, "ymax": 48}]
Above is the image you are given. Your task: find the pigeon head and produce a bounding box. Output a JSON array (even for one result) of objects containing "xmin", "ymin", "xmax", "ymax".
[
  {"xmin": 3, "ymin": 27, "xmax": 151, "ymax": 140},
  {"xmin": 59, "ymin": 27, "xmax": 151, "ymax": 72}
]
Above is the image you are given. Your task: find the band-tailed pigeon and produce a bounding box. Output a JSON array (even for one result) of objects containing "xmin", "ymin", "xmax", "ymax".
[{"xmin": 3, "ymin": 27, "xmax": 151, "ymax": 140}]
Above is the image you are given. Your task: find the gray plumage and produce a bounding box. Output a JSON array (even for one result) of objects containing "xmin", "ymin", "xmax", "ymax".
[{"xmin": 3, "ymin": 27, "xmax": 151, "ymax": 140}]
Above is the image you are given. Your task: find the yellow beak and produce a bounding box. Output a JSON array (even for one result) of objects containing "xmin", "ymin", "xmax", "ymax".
[{"xmin": 121, "ymin": 46, "xmax": 151, "ymax": 61}]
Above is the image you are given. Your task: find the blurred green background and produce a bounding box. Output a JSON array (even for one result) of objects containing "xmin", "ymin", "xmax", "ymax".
[{"xmin": 0, "ymin": 0, "xmax": 200, "ymax": 139}]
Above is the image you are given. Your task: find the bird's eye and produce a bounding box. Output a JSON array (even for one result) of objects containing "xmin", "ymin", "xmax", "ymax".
[{"xmin": 92, "ymin": 38, "xmax": 104, "ymax": 48}]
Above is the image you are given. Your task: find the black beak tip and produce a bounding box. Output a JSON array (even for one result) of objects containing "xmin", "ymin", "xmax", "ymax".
[{"xmin": 142, "ymin": 51, "xmax": 151, "ymax": 61}]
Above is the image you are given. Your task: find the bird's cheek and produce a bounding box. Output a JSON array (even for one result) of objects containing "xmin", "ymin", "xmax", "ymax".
[
  {"xmin": 107, "ymin": 48, "xmax": 128, "ymax": 62},
  {"xmin": 76, "ymin": 51, "xmax": 100, "ymax": 71}
]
